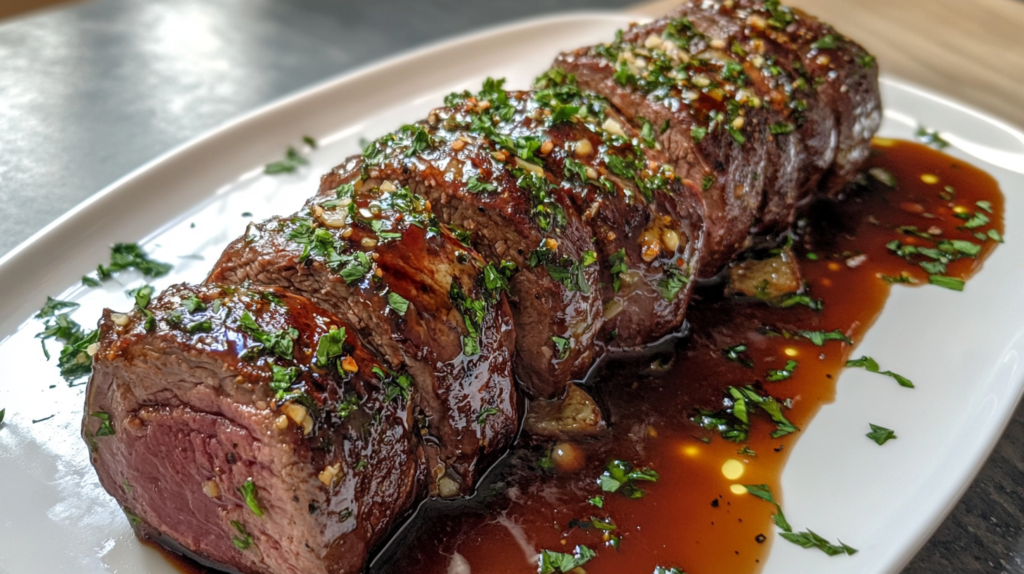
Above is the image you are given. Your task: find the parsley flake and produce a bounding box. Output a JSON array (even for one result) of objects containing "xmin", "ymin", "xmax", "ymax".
[
  {"xmin": 845, "ymin": 356, "xmax": 914, "ymax": 388},
  {"xmin": 866, "ymin": 423, "xmax": 897, "ymax": 445}
]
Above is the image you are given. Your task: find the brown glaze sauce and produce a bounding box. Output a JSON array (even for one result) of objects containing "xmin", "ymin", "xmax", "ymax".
[{"xmin": 159, "ymin": 139, "xmax": 1003, "ymax": 574}]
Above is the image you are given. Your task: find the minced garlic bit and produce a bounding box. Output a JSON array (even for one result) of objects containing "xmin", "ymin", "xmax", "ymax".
[
  {"xmin": 111, "ymin": 313, "xmax": 130, "ymax": 327},
  {"xmin": 360, "ymin": 237, "xmax": 378, "ymax": 249},
  {"xmin": 573, "ymin": 139, "xmax": 594, "ymax": 158},
  {"xmin": 661, "ymin": 229, "xmax": 681, "ymax": 252},
  {"xmin": 340, "ymin": 356, "xmax": 359, "ymax": 373},
  {"xmin": 601, "ymin": 118, "xmax": 627, "ymax": 137},
  {"xmin": 379, "ymin": 181, "xmax": 397, "ymax": 193},
  {"xmin": 282, "ymin": 403, "xmax": 314, "ymax": 435},
  {"xmin": 318, "ymin": 463, "xmax": 342, "ymax": 487},
  {"xmin": 203, "ymin": 480, "xmax": 220, "ymax": 498},
  {"xmin": 515, "ymin": 157, "xmax": 544, "ymax": 175}
]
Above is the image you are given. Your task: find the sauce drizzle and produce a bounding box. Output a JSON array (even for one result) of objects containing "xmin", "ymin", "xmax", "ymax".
[{"xmin": 163, "ymin": 139, "xmax": 1004, "ymax": 574}]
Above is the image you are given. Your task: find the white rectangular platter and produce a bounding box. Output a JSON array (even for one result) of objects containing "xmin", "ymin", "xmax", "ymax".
[{"xmin": 1, "ymin": 12, "xmax": 1023, "ymax": 574}]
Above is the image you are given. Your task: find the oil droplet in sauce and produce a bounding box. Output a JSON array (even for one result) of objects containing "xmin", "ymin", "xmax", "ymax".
[{"xmin": 155, "ymin": 139, "xmax": 1004, "ymax": 574}]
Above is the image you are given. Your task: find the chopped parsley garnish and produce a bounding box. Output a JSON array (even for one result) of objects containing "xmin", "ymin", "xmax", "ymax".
[
  {"xmin": 186, "ymin": 319, "xmax": 212, "ymax": 334},
  {"xmin": 656, "ymin": 265, "xmax": 689, "ymax": 302},
  {"xmin": 563, "ymin": 157, "xmax": 590, "ymax": 184},
  {"xmin": 881, "ymin": 273, "xmax": 914, "ymax": 284},
  {"xmin": 315, "ymin": 327, "xmax": 347, "ymax": 370},
  {"xmin": 928, "ymin": 275, "xmax": 965, "ymax": 291},
  {"xmin": 128, "ymin": 285, "xmax": 157, "ymax": 330},
  {"xmin": 529, "ymin": 244, "xmax": 594, "ymax": 294},
  {"xmin": 387, "ymin": 291, "xmax": 410, "ymax": 316},
  {"xmin": 538, "ymin": 546, "xmax": 596, "ymax": 574},
  {"xmin": 866, "ymin": 423, "xmax": 897, "ymax": 445},
  {"xmin": 769, "ymin": 293, "xmax": 822, "ymax": 311},
  {"xmin": 123, "ymin": 506, "xmax": 143, "ymax": 526},
  {"xmin": 338, "ymin": 251, "xmax": 373, "ymax": 284},
  {"xmin": 238, "ymin": 311, "xmax": 298, "ymax": 360},
  {"xmin": 845, "ymin": 356, "xmax": 914, "ymax": 388},
  {"xmin": 810, "ymin": 34, "xmax": 838, "ymax": 50},
  {"xmin": 97, "ymin": 243, "xmax": 172, "ymax": 279},
  {"xmin": 743, "ymin": 484, "xmax": 792, "ymax": 531},
  {"xmin": 588, "ymin": 495, "xmax": 604, "ymax": 508},
  {"xmin": 376, "ymin": 367, "xmax": 413, "ymax": 404},
  {"xmin": 701, "ymin": 174, "xmax": 715, "ymax": 191},
  {"xmin": 695, "ymin": 385, "xmax": 798, "ymax": 441},
  {"xmin": 57, "ymin": 329, "xmax": 99, "ymax": 382},
  {"xmin": 551, "ymin": 336, "xmax": 571, "ymax": 360},
  {"xmin": 237, "ymin": 479, "xmax": 264, "ymax": 517},
  {"xmin": 466, "ymin": 175, "xmax": 497, "ymax": 193},
  {"xmin": 0, "ymin": 408, "xmax": 5, "ymax": 425},
  {"xmin": 653, "ymin": 568, "xmax": 685, "ymax": 574},
  {"xmin": 81, "ymin": 276, "xmax": 101, "ymax": 287},
  {"xmin": 482, "ymin": 261, "xmax": 516, "ymax": 302},
  {"xmin": 798, "ymin": 329, "xmax": 852, "ymax": 346},
  {"xmin": 90, "ymin": 412, "xmax": 115, "ymax": 437},
  {"xmin": 956, "ymin": 210, "xmax": 990, "ymax": 229},
  {"xmin": 181, "ymin": 294, "xmax": 205, "ymax": 313},
  {"xmin": 336, "ymin": 394, "xmax": 360, "ymax": 419},
  {"xmin": 691, "ymin": 125, "xmax": 708, "ymax": 143},
  {"xmin": 269, "ymin": 365, "xmax": 300, "ymax": 400},
  {"xmin": 723, "ymin": 344, "xmax": 753, "ymax": 368},
  {"xmin": 36, "ymin": 296, "xmax": 79, "ymax": 318},
  {"xmin": 766, "ymin": 360, "xmax": 798, "ymax": 382},
  {"xmin": 608, "ymin": 248, "xmax": 628, "ymax": 292},
  {"xmin": 780, "ymin": 530, "xmax": 858, "ymax": 556},
  {"xmin": 231, "ymin": 520, "xmax": 253, "ymax": 550},
  {"xmin": 449, "ymin": 282, "xmax": 486, "ymax": 356},
  {"xmin": 36, "ymin": 300, "xmax": 99, "ymax": 383},
  {"xmin": 914, "ymin": 126, "xmax": 950, "ymax": 149},
  {"xmin": 265, "ymin": 146, "xmax": 309, "ymax": 174},
  {"xmin": 598, "ymin": 459, "xmax": 659, "ymax": 499},
  {"xmin": 477, "ymin": 407, "xmax": 500, "ymax": 425},
  {"xmin": 639, "ymin": 117, "xmax": 657, "ymax": 148},
  {"xmin": 770, "ymin": 122, "xmax": 796, "ymax": 135},
  {"xmin": 745, "ymin": 483, "xmax": 858, "ymax": 556}
]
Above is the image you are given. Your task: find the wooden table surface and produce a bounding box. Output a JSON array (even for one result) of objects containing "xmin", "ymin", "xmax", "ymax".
[{"xmin": 633, "ymin": 0, "xmax": 1024, "ymax": 131}]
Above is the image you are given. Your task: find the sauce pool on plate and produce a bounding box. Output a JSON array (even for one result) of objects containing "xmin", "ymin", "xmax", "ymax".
[{"xmin": 161, "ymin": 139, "xmax": 1005, "ymax": 574}]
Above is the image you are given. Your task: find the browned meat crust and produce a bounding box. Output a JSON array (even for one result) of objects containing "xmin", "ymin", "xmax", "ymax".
[
  {"xmin": 206, "ymin": 180, "xmax": 518, "ymax": 495},
  {"xmin": 84, "ymin": 285, "xmax": 423, "ymax": 574},
  {"xmin": 553, "ymin": 0, "xmax": 880, "ymax": 275}
]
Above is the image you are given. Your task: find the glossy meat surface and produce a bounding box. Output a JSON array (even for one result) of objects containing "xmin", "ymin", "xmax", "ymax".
[
  {"xmin": 340, "ymin": 78, "xmax": 704, "ymax": 396},
  {"xmin": 207, "ymin": 181, "xmax": 518, "ymax": 495},
  {"xmin": 552, "ymin": 0, "xmax": 880, "ymax": 274},
  {"xmin": 83, "ymin": 285, "xmax": 422, "ymax": 574}
]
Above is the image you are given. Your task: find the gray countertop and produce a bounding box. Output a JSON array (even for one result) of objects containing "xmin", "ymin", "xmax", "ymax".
[{"xmin": 1, "ymin": 1, "xmax": 1022, "ymax": 572}]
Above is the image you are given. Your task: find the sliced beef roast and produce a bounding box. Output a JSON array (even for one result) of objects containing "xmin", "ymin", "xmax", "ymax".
[
  {"xmin": 328, "ymin": 77, "xmax": 704, "ymax": 395},
  {"xmin": 552, "ymin": 0, "xmax": 880, "ymax": 275},
  {"xmin": 349, "ymin": 112, "xmax": 603, "ymax": 398},
  {"xmin": 83, "ymin": 285, "xmax": 423, "ymax": 574},
  {"xmin": 206, "ymin": 182, "xmax": 517, "ymax": 496},
  {"xmin": 81, "ymin": 3, "xmax": 885, "ymax": 574}
]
